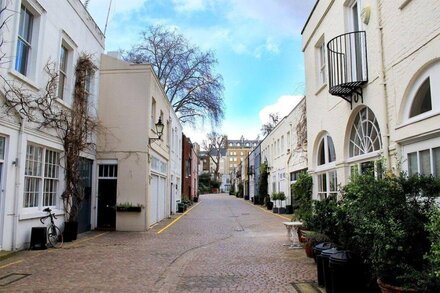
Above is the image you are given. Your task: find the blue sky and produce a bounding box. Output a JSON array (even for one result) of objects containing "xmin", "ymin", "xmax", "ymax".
[{"xmin": 86, "ymin": 0, "xmax": 315, "ymax": 143}]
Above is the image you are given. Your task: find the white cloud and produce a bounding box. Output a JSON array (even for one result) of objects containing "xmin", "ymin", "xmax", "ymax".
[
  {"xmin": 172, "ymin": 0, "xmax": 206, "ymax": 13},
  {"xmin": 259, "ymin": 95, "xmax": 303, "ymax": 124}
]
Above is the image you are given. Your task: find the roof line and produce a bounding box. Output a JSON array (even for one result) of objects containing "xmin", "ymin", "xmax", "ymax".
[{"xmin": 301, "ymin": 0, "xmax": 320, "ymax": 35}]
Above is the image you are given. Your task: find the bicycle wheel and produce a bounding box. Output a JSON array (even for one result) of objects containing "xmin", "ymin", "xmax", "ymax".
[{"xmin": 47, "ymin": 225, "xmax": 63, "ymax": 248}]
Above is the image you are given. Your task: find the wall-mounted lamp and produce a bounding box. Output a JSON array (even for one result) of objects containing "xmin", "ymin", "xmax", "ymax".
[{"xmin": 149, "ymin": 117, "xmax": 164, "ymax": 144}]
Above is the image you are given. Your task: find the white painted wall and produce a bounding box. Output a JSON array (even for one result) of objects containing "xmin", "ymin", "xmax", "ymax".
[
  {"xmin": 169, "ymin": 107, "xmax": 182, "ymax": 213},
  {"xmin": 302, "ymin": 0, "xmax": 440, "ymax": 199},
  {"xmin": 260, "ymin": 98, "xmax": 307, "ymax": 204},
  {"xmin": 0, "ymin": 0, "xmax": 104, "ymax": 250}
]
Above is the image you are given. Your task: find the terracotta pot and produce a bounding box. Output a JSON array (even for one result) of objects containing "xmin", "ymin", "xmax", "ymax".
[
  {"xmin": 304, "ymin": 240, "xmax": 314, "ymax": 258},
  {"xmin": 377, "ymin": 278, "xmax": 417, "ymax": 293}
]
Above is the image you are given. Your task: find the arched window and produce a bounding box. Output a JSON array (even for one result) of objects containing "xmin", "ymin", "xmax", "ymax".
[
  {"xmin": 410, "ymin": 77, "xmax": 432, "ymax": 118},
  {"xmin": 318, "ymin": 135, "xmax": 336, "ymax": 165},
  {"xmin": 349, "ymin": 107, "xmax": 382, "ymax": 157}
]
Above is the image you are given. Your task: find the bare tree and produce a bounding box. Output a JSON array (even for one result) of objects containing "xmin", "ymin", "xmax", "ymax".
[
  {"xmin": 261, "ymin": 113, "xmax": 280, "ymax": 136},
  {"xmin": 2, "ymin": 55, "xmax": 98, "ymax": 223},
  {"xmin": 202, "ymin": 132, "xmax": 226, "ymax": 182},
  {"xmin": 0, "ymin": 0, "xmax": 13, "ymax": 66},
  {"xmin": 124, "ymin": 25, "xmax": 225, "ymax": 125}
]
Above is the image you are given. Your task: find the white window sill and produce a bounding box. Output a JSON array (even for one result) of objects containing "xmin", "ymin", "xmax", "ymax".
[
  {"xmin": 315, "ymin": 83, "xmax": 327, "ymax": 95},
  {"xmin": 55, "ymin": 98, "xmax": 71, "ymax": 109},
  {"xmin": 396, "ymin": 110, "xmax": 440, "ymax": 130},
  {"xmin": 19, "ymin": 209, "xmax": 64, "ymax": 221},
  {"xmin": 8, "ymin": 70, "xmax": 40, "ymax": 91}
]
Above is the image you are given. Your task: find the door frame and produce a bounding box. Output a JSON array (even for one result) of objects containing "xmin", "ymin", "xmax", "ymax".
[{"xmin": 96, "ymin": 160, "xmax": 118, "ymax": 230}]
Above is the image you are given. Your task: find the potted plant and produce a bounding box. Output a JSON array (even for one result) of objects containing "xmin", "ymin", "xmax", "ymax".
[
  {"xmin": 271, "ymin": 192, "xmax": 279, "ymax": 213},
  {"xmin": 278, "ymin": 192, "xmax": 286, "ymax": 214},
  {"xmin": 341, "ymin": 173, "xmax": 440, "ymax": 292},
  {"xmin": 303, "ymin": 231, "xmax": 329, "ymax": 258},
  {"xmin": 291, "ymin": 173, "xmax": 313, "ymax": 224},
  {"xmin": 264, "ymin": 195, "xmax": 273, "ymax": 210},
  {"xmin": 116, "ymin": 202, "xmax": 143, "ymax": 212}
]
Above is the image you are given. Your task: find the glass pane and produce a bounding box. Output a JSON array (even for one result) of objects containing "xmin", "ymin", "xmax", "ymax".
[
  {"xmin": 419, "ymin": 150, "xmax": 431, "ymax": 175},
  {"xmin": 360, "ymin": 161, "xmax": 375, "ymax": 176},
  {"xmin": 15, "ymin": 39, "xmax": 30, "ymax": 75},
  {"xmin": 410, "ymin": 78, "xmax": 432, "ymax": 118},
  {"xmin": 329, "ymin": 171, "xmax": 337, "ymax": 192},
  {"xmin": 433, "ymin": 147, "xmax": 440, "ymax": 177},
  {"xmin": 318, "ymin": 139, "xmax": 325, "ymax": 165},
  {"xmin": 408, "ymin": 152, "xmax": 418, "ymax": 176},
  {"xmin": 0, "ymin": 137, "xmax": 4, "ymax": 160},
  {"xmin": 327, "ymin": 136, "xmax": 336, "ymax": 162}
]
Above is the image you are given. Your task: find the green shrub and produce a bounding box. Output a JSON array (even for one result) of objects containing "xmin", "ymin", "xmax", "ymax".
[
  {"xmin": 341, "ymin": 173, "xmax": 440, "ymax": 290},
  {"xmin": 291, "ymin": 173, "xmax": 313, "ymax": 223}
]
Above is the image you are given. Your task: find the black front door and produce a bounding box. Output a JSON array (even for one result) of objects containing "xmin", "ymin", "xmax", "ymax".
[
  {"xmin": 97, "ymin": 179, "xmax": 117, "ymax": 230},
  {"xmin": 78, "ymin": 158, "xmax": 93, "ymax": 233}
]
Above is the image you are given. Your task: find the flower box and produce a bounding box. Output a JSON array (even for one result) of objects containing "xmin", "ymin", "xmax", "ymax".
[{"xmin": 116, "ymin": 206, "xmax": 142, "ymax": 212}]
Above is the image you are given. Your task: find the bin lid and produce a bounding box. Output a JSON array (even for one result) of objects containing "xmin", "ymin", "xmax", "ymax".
[
  {"xmin": 321, "ymin": 247, "xmax": 339, "ymax": 258},
  {"xmin": 313, "ymin": 242, "xmax": 335, "ymax": 253},
  {"xmin": 329, "ymin": 250, "xmax": 358, "ymax": 265}
]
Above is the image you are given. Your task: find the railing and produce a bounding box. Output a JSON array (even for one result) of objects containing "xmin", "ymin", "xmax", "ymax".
[{"xmin": 327, "ymin": 31, "xmax": 368, "ymax": 105}]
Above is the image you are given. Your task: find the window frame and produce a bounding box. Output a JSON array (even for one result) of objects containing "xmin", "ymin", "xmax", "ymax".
[
  {"xmin": 15, "ymin": 4, "xmax": 34, "ymax": 76},
  {"xmin": 403, "ymin": 137, "xmax": 440, "ymax": 177},
  {"xmin": 23, "ymin": 144, "xmax": 60, "ymax": 210}
]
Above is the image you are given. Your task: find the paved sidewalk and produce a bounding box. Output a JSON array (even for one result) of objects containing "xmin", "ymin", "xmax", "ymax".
[{"xmin": 0, "ymin": 194, "xmax": 317, "ymax": 292}]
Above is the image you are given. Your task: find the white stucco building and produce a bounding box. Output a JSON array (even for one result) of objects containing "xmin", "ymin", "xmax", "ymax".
[
  {"xmin": 261, "ymin": 97, "xmax": 308, "ymax": 205},
  {"xmin": 0, "ymin": 0, "xmax": 104, "ymax": 250},
  {"xmin": 98, "ymin": 54, "xmax": 180, "ymax": 230},
  {"xmin": 302, "ymin": 0, "xmax": 440, "ymax": 199},
  {"xmin": 169, "ymin": 107, "xmax": 183, "ymax": 214}
]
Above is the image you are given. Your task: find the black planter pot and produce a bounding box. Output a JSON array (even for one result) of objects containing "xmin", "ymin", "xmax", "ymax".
[
  {"xmin": 272, "ymin": 207, "xmax": 279, "ymax": 213},
  {"xmin": 244, "ymin": 195, "xmax": 249, "ymax": 200},
  {"xmin": 286, "ymin": 205, "xmax": 294, "ymax": 214},
  {"xmin": 193, "ymin": 197, "xmax": 199, "ymax": 203},
  {"xmin": 63, "ymin": 221, "xmax": 79, "ymax": 242},
  {"xmin": 278, "ymin": 207, "xmax": 286, "ymax": 214},
  {"xmin": 266, "ymin": 202, "xmax": 273, "ymax": 210}
]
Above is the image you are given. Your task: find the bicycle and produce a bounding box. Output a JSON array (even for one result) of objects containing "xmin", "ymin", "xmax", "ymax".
[{"xmin": 40, "ymin": 207, "xmax": 63, "ymax": 248}]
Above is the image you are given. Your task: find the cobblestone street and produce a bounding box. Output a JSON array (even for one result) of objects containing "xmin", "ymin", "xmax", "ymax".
[{"xmin": 0, "ymin": 194, "xmax": 316, "ymax": 292}]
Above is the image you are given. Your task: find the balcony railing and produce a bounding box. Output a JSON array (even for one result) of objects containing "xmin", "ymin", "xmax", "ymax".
[{"xmin": 327, "ymin": 31, "xmax": 368, "ymax": 107}]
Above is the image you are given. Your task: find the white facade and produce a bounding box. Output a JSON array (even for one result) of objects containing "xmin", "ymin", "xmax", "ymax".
[
  {"xmin": 169, "ymin": 107, "xmax": 182, "ymax": 214},
  {"xmin": 261, "ymin": 98, "xmax": 307, "ymax": 204},
  {"xmin": 98, "ymin": 54, "xmax": 174, "ymax": 230},
  {"xmin": 302, "ymin": 0, "xmax": 440, "ymax": 199},
  {"xmin": 0, "ymin": 0, "xmax": 104, "ymax": 250}
]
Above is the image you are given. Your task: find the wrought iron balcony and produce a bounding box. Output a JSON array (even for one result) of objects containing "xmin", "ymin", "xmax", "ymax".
[{"xmin": 327, "ymin": 31, "xmax": 368, "ymax": 107}]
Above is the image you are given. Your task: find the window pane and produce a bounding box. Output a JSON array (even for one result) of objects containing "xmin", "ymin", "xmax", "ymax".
[
  {"xmin": 15, "ymin": 39, "xmax": 30, "ymax": 75},
  {"xmin": 0, "ymin": 137, "xmax": 4, "ymax": 160},
  {"xmin": 433, "ymin": 147, "xmax": 440, "ymax": 177},
  {"xmin": 327, "ymin": 136, "xmax": 336, "ymax": 162},
  {"xmin": 24, "ymin": 177, "xmax": 40, "ymax": 207},
  {"xmin": 419, "ymin": 150, "xmax": 431, "ymax": 175},
  {"xmin": 318, "ymin": 139, "xmax": 325, "ymax": 165},
  {"xmin": 408, "ymin": 152, "xmax": 418, "ymax": 176},
  {"xmin": 410, "ymin": 78, "xmax": 432, "ymax": 118},
  {"xmin": 329, "ymin": 171, "xmax": 337, "ymax": 192},
  {"xmin": 360, "ymin": 161, "xmax": 374, "ymax": 176}
]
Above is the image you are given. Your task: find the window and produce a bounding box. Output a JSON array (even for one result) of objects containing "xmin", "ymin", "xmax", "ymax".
[
  {"xmin": 15, "ymin": 5, "xmax": 34, "ymax": 76},
  {"xmin": 316, "ymin": 39, "xmax": 326, "ymax": 85},
  {"xmin": 317, "ymin": 171, "xmax": 338, "ymax": 200},
  {"xmin": 349, "ymin": 107, "xmax": 382, "ymax": 157},
  {"xmin": 151, "ymin": 98, "xmax": 156, "ymax": 127},
  {"xmin": 407, "ymin": 147, "xmax": 440, "ymax": 177},
  {"xmin": 58, "ymin": 45, "xmax": 68, "ymax": 99},
  {"xmin": 24, "ymin": 144, "xmax": 60, "ymax": 208},
  {"xmin": 0, "ymin": 136, "xmax": 4, "ymax": 160},
  {"xmin": 409, "ymin": 78, "xmax": 432, "ymax": 118},
  {"xmin": 318, "ymin": 135, "xmax": 336, "ymax": 165}
]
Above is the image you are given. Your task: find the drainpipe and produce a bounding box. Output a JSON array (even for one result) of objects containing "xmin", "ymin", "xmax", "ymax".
[
  {"xmin": 12, "ymin": 119, "xmax": 25, "ymax": 251},
  {"xmin": 376, "ymin": 1, "xmax": 391, "ymax": 170}
]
